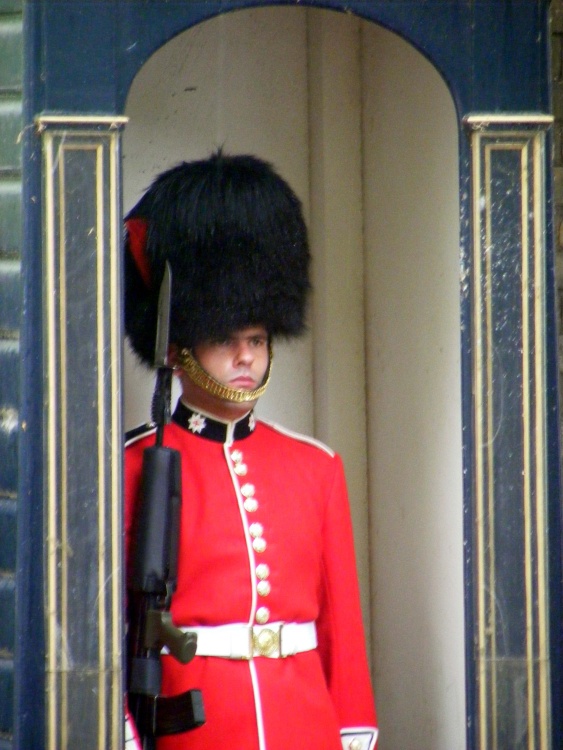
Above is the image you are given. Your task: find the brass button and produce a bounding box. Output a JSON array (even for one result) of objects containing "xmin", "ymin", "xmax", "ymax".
[
  {"xmin": 255, "ymin": 606, "xmax": 270, "ymax": 624},
  {"xmin": 241, "ymin": 483, "xmax": 255, "ymax": 497},
  {"xmin": 257, "ymin": 580, "xmax": 271, "ymax": 597},
  {"xmin": 253, "ymin": 537, "xmax": 267, "ymax": 553},
  {"xmin": 256, "ymin": 563, "xmax": 270, "ymax": 580},
  {"xmin": 244, "ymin": 498, "xmax": 259, "ymax": 513},
  {"xmin": 231, "ymin": 449, "xmax": 243, "ymax": 463},
  {"xmin": 249, "ymin": 522, "xmax": 264, "ymax": 538},
  {"xmin": 349, "ymin": 740, "xmax": 363, "ymax": 750},
  {"xmin": 234, "ymin": 463, "xmax": 248, "ymax": 476}
]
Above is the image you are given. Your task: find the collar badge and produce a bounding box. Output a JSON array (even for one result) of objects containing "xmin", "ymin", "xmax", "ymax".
[{"xmin": 188, "ymin": 412, "xmax": 207, "ymax": 434}]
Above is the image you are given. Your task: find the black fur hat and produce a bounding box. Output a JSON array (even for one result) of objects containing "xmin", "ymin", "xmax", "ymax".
[{"xmin": 124, "ymin": 151, "xmax": 311, "ymax": 366}]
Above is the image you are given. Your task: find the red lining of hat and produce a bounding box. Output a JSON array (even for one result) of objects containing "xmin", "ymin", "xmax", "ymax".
[{"xmin": 125, "ymin": 217, "xmax": 151, "ymax": 288}]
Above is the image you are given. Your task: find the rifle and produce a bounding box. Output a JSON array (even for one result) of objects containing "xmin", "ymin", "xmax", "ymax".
[{"xmin": 127, "ymin": 263, "xmax": 205, "ymax": 747}]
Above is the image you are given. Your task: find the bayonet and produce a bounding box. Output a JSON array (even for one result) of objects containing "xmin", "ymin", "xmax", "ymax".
[
  {"xmin": 152, "ymin": 262, "xmax": 173, "ymax": 446},
  {"xmin": 154, "ymin": 261, "xmax": 171, "ymax": 370}
]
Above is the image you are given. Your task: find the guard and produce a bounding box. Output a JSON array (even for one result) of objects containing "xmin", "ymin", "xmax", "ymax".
[{"xmin": 123, "ymin": 151, "xmax": 378, "ymax": 750}]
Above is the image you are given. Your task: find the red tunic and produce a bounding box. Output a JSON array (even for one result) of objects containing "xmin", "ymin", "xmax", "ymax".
[{"xmin": 125, "ymin": 402, "xmax": 377, "ymax": 750}]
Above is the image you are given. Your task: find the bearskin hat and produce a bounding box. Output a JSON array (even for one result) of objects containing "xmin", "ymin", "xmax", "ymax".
[{"xmin": 124, "ymin": 151, "xmax": 311, "ymax": 366}]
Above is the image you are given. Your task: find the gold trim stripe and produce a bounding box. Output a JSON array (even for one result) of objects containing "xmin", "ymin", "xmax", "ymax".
[
  {"xmin": 109, "ymin": 132, "xmax": 123, "ymax": 750},
  {"xmin": 43, "ymin": 128, "xmax": 58, "ymax": 750},
  {"xmin": 533, "ymin": 133, "xmax": 551, "ymax": 749},
  {"xmin": 473, "ymin": 129, "xmax": 487, "ymax": 749},
  {"xmin": 520, "ymin": 140, "xmax": 535, "ymax": 750},
  {"xmin": 94, "ymin": 140, "xmax": 107, "ymax": 746},
  {"xmin": 57, "ymin": 140, "xmax": 70, "ymax": 750},
  {"xmin": 483, "ymin": 140, "xmax": 498, "ymax": 750},
  {"xmin": 465, "ymin": 113, "xmax": 554, "ymax": 128},
  {"xmin": 37, "ymin": 114, "xmax": 128, "ymax": 129}
]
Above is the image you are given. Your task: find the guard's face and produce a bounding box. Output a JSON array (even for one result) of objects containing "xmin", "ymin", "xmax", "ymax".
[
  {"xmin": 172, "ymin": 325, "xmax": 270, "ymax": 420},
  {"xmin": 193, "ymin": 326, "xmax": 269, "ymax": 391}
]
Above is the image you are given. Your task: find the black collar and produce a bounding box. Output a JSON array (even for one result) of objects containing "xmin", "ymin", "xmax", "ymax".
[{"xmin": 172, "ymin": 400, "xmax": 256, "ymax": 443}]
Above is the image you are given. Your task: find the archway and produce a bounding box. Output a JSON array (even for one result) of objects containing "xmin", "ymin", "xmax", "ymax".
[{"xmin": 123, "ymin": 8, "xmax": 463, "ymax": 748}]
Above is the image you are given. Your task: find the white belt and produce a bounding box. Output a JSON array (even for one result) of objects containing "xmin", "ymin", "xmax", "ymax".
[{"xmin": 172, "ymin": 621, "xmax": 317, "ymax": 659}]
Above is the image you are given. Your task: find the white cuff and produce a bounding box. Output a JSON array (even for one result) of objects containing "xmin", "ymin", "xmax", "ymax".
[
  {"xmin": 340, "ymin": 726, "xmax": 378, "ymax": 750},
  {"xmin": 125, "ymin": 709, "xmax": 142, "ymax": 750}
]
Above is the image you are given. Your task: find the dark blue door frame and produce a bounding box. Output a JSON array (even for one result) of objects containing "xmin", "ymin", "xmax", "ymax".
[{"xmin": 14, "ymin": 2, "xmax": 561, "ymax": 748}]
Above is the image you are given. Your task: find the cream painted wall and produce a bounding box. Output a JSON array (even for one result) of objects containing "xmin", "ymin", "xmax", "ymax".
[
  {"xmin": 123, "ymin": 7, "xmax": 464, "ymax": 749},
  {"xmin": 362, "ymin": 24, "xmax": 465, "ymax": 750}
]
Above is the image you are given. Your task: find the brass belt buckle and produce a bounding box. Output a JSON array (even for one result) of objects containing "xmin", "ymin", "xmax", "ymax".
[{"xmin": 252, "ymin": 625, "xmax": 282, "ymax": 657}]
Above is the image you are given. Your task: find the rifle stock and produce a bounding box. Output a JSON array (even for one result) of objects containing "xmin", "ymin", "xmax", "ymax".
[{"xmin": 127, "ymin": 443, "xmax": 205, "ymax": 748}]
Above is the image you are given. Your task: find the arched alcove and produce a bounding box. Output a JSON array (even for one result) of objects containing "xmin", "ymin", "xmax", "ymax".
[{"xmin": 122, "ymin": 7, "xmax": 463, "ymax": 749}]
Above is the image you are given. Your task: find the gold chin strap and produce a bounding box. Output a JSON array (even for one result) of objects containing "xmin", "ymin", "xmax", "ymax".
[{"xmin": 176, "ymin": 344, "xmax": 273, "ymax": 403}]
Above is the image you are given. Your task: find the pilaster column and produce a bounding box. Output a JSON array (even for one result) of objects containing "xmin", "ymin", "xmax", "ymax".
[
  {"xmin": 37, "ymin": 114, "xmax": 127, "ymax": 750},
  {"xmin": 465, "ymin": 113, "xmax": 554, "ymax": 750}
]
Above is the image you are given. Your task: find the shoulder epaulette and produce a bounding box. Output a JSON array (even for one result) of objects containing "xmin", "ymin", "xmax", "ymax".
[
  {"xmin": 125, "ymin": 423, "xmax": 156, "ymax": 447},
  {"xmin": 259, "ymin": 419, "xmax": 335, "ymax": 458}
]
